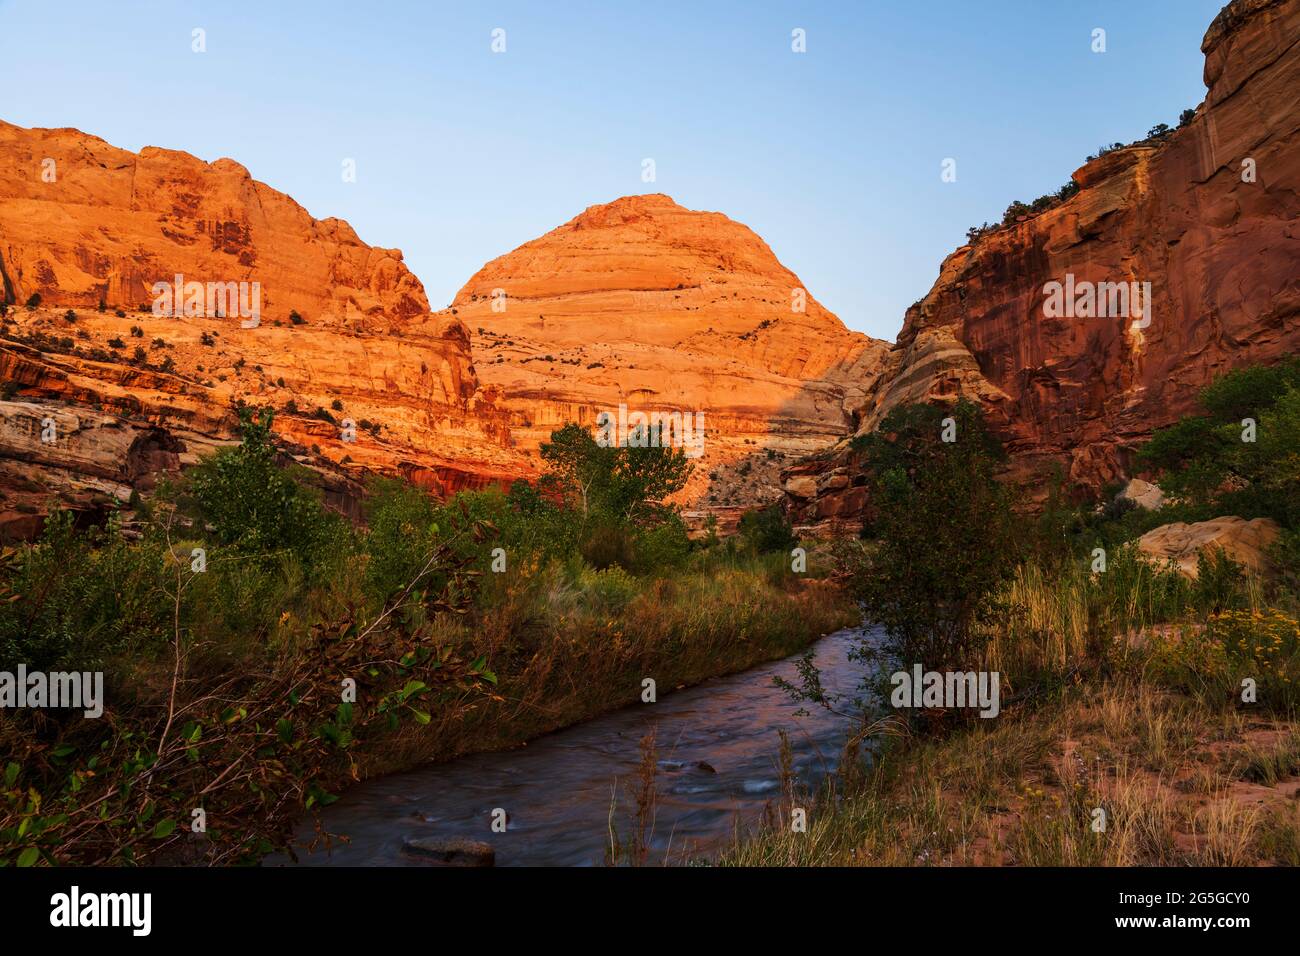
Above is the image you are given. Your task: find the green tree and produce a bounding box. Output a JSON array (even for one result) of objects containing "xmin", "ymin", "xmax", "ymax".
[
  {"xmin": 849, "ymin": 401, "xmax": 1016, "ymax": 673},
  {"xmin": 1137, "ymin": 359, "xmax": 1300, "ymax": 525},
  {"xmin": 738, "ymin": 504, "xmax": 798, "ymax": 554},
  {"xmin": 539, "ymin": 422, "xmax": 691, "ymax": 524},
  {"xmin": 187, "ymin": 407, "xmax": 339, "ymax": 566}
]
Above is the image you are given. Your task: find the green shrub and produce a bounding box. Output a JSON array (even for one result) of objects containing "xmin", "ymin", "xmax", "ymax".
[
  {"xmin": 0, "ymin": 512, "xmax": 172, "ymax": 671},
  {"xmin": 362, "ymin": 478, "xmax": 441, "ymax": 607},
  {"xmin": 738, "ymin": 504, "xmax": 798, "ymax": 554},
  {"xmin": 848, "ymin": 400, "xmax": 1017, "ymax": 675},
  {"xmin": 582, "ymin": 565, "xmax": 640, "ymax": 614},
  {"xmin": 186, "ymin": 407, "xmax": 342, "ymax": 571},
  {"xmin": 580, "ymin": 520, "xmax": 637, "ymax": 571},
  {"xmin": 633, "ymin": 513, "xmax": 692, "ymax": 572},
  {"xmin": 1193, "ymin": 547, "xmax": 1248, "ymax": 614}
]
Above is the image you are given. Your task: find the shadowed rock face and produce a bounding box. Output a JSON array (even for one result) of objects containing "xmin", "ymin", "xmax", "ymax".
[
  {"xmin": 448, "ymin": 193, "xmax": 891, "ymax": 504},
  {"xmin": 790, "ymin": 0, "xmax": 1300, "ymax": 529}
]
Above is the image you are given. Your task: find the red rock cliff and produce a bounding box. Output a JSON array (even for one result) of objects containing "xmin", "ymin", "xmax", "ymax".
[
  {"xmin": 448, "ymin": 193, "xmax": 889, "ymax": 507},
  {"xmin": 0, "ymin": 122, "xmax": 520, "ymax": 538},
  {"xmin": 789, "ymin": 0, "xmax": 1300, "ymax": 528}
]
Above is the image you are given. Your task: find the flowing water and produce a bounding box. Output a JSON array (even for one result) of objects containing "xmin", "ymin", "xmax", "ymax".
[{"xmin": 282, "ymin": 625, "xmax": 872, "ymax": 867}]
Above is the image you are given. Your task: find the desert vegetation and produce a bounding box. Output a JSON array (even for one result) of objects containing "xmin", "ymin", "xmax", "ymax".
[
  {"xmin": 0, "ymin": 410, "xmax": 852, "ymax": 866},
  {"xmin": 725, "ymin": 360, "xmax": 1300, "ymax": 866},
  {"xmin": 964, "ymin": 110, "xmax": 1199, "ymax": 245}
]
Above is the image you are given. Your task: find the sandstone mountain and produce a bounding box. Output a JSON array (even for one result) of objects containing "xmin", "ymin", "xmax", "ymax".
[
  {"xmin": 0, "ymin": 127, "xmax": 883, "ymax": 537},
  {"xmin": 0, "ymin": 121, "xmax": 520, "ymax": 538},
  {"xmin": 448, "ymin": 193, "xmax": 889, "ymax": 508},
  {"xmin": 4, "ymin": 0, "xmax": 1292, "ymax": 542},
  {"xmin": 788, "ymin": 0, "xmax": 1300, "ymax": 529}
]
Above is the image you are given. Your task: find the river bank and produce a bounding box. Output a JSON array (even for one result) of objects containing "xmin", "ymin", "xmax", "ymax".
[
  {"xmin": 349, "ymin": 551, "xmax": 860, "ymax": 781},
  {"xmin": 720, "ymin": 671, "xmax": 1300, "ymax": 867},
  {"xmin": 285, "ymin": 625, "xmax": 870, "ymax": 866}
]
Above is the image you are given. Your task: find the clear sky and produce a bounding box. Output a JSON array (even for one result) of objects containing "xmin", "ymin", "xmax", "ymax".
[{"xmin": 0, "ymin": 0, "xmax": 1225, "ymax": 340}]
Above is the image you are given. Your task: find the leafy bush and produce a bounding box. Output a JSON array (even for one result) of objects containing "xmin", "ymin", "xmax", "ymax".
[
  {"xmin": 633, "ymin": 512, "xmax": 692, "ymax": 572},
  {"xmin": 540, "ymin": 422, "xmax": 691, "ymax": 525},
  {"xmin": 186, "ymin": 407, "xmax": 342, "ymax": 570},
  {"xmin": 580, "ymin": 519, "xmax": 637, "ymax": 571},
  {"xmin": 1193, "ymin": 547, "xmax": 1248, "ymax": 614},
  {"xmin": 582, "ymin": 565, "xmax": 639, "ymax": 614},
  {"xmin": 1136, "ymin": 359, "xmax": 1300, "ymax": 534},
  {"xmin": 0, "ymin": 512, "xmax": 173, "ymax": 671},
  {"xmin": 362, "ymin": 478, "xmax": 441, "ymax": 606},
  {"xmin": 1147, "ymin": 610, "xmax": 1300, "ymax": 711},
  {"xmin": 847, "ymin": 401, "xmax": 1017, "ymax": 675},
  {"xmin": 738, "ymin": 504, "xmax": 798, "ymax": 554}
]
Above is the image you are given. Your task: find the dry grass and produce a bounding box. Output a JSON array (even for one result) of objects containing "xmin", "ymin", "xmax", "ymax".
[
  {"xmin": 360, "ymin": 553, "xmax": 859, "ymax": 776},
  {"xmin": 721, "ymin": 680, "xmax": 1300, "ymax": 867}
]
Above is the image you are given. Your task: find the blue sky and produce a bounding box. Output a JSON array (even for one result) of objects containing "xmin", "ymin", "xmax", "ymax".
[{"xmin": 0, "ymin": 0, "xmax": 1223, "ymax": 340}]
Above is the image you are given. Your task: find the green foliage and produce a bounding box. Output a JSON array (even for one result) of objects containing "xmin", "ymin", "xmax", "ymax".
[
  {"xmin": 581, "ymin": 565, "xmax": 639, "ymax": 614},
  {"xmin": 1193, "ymin": 547, "xmax": 1248, "ymax": 614},
  {"xmin": 632, "ymin": 512, "xmax": 692, "ymax": 572},
  {"xmin": 187, "ymin": 407, "xmax": 342, "ymax": 569},
  {"xmin": 0, "ymin": 512, "xmax": 173, "ymax": 671},
  {"xmin": 848, "ymin": 401, "xmax": 1017, "ymax": 673},
  {"xmin": 534, "ymin": 421, "xmax": 695, "ymax": 573},
  {"xmin": 1136, "ymin": 359, "xmax": 1300, "ymax": 532},
  {"xmin": 1200, "ymin": 357, "xmax": 1300, "ymax": 420},
  {"xmin": 1146, "ymin": 609, "xmax": 1300, "ymax": 711},
  {"xmin": 540, "ymin": 422, "xmax": 691, "ymax": 524},
  {"xmin": 580, "ymin": 519, "xmax": 638, "ymax": 571},
  {"xmin": 362, "ymin": 478, "xmax": 441, "ymax": 606},
  {"xmin": 738, "ymin": 504, "xmax": 798, "ymax": 554}
]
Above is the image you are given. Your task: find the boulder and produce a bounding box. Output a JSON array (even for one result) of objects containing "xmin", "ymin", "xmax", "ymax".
[
  {"xmin": 784, "ymin": 475, "xmax": 818, "ymax": 500},
  {"xmin": 1118, "ymin": 478, "xmax": 1165, "ymax": 511},
  {"xmin": 401, "ymin": 836, "xmax": 496, "ymax": 867},
  {"xmin": 1136, "ymin": 516, "xmax": 1282, "ymax": 578}
]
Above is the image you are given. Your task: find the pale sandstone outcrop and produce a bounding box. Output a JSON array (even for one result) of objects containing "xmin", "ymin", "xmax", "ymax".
[
  {"xmin": 1118, "ymin": 478, "xmax": 1166, "ymax": 511},
  {"xmin": 1137, "ymin": 516, "xmax": 1282, "ymax": 578}
]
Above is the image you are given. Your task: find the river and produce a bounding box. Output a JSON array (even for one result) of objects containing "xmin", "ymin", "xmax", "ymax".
[{"xmin": 281, "ymin": 625, "xmax": 872, "ymax": 866}]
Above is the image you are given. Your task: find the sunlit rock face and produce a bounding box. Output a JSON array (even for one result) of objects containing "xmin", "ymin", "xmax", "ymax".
[
  {"xmin": 448, "ymin": 192, "xmax": 890, "ymax": 506},
  {"xmin": 789, "ymin": 0, "xmax": 1300, "ymax": 530},
  {"xmin": 0, "ymin": 121, "xmax": 520, "ymax": 537}
]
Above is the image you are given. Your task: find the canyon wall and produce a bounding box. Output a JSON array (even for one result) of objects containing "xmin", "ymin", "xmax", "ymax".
[
  {"xmin": 789, "ymin": 0, "xmax": 1300, "ymax": 529},
  {"xmin": 0, "ymin": 122, "xmax": 521, "ymax": 538}
]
